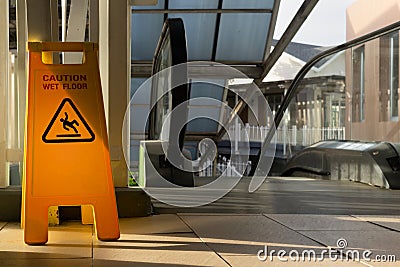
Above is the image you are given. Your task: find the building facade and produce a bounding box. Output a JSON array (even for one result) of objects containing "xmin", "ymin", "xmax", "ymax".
[{"xmin": 346, "ymin": 0, "xmax": 400, "ymax": 142}]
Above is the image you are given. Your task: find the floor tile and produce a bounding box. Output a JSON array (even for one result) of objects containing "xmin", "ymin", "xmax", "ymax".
[
  {"xmin": 0, "ymin": 223, "xmax": 6, "ymax": 231},
  {"xmin": 353, "ymin": 215, "xmax": 400, "ymax": 232},
  {"xmin": 266, "ymin": 215, "xmax": 385, "ymax": 231},
  {"xmin": 221, "ymin": 254, "xmax": 366, "ymax": 267},
  {"xmin": 0, "ymin": 258, "xmax": 92, "ymax": 267},
  {"xmin": 0, "ymin": 222, "xmax": 92, "ymax": 259},
  {"xmin": 119, "ymin": 214, "xmax": 192, "ymax": 235},
  {"xmin": 179, "ymin": 215, "xmax": 325, "ymax": 256},
  {"xmin": 93, "ymin": 232, "xmax": 228, "ymax": 267},
  {"xmin": 367, "ymin": 261, "xmax": 400, "ymax": 267},
  {"xmin": 299, "ymin": 230, "xmax": 400, "ymax": 262}
]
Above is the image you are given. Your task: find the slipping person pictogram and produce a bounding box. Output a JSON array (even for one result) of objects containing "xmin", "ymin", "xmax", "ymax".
[
  {"xmin": 60, "ymin": 112, "xmax": 79, "ymax": 133},
  {"xmin": 42, "ymin": 98, "xmax": 95, "ymax": 143}
]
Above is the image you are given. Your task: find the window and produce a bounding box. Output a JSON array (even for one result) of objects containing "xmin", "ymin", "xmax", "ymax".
[
  {"xmin": 352, "ymin": 46, "xmax": 365, "ymax": 122},
  {"xmin": 389, "ymin": 32, "xmax": 399, "ymax": 119},
  {"xmin": 380, "ymin": 31, "xmax": 399, "ymax": 121}
]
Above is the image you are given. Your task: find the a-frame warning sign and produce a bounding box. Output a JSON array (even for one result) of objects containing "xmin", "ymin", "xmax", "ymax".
[
  {"xmin": 23, "ymin": 42, "xmax": 120, "ymax": 245},
  {"xmin": 42, "ymin": 98, "xmax": 95, "ymax": 143}
]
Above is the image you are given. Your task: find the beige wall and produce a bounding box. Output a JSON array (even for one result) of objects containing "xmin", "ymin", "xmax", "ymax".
[
  {"xmin": 347, "ymin": 0, "xmax": 400, "ymax": 41},
  {"xmin": 346, "ymin": 0, "xmax": 400, "ymax": 142}
]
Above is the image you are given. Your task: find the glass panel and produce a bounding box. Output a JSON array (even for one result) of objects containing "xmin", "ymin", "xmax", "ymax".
[
  {"xmin": 168, "ymin": 0, "xmax": 218, "ymax": 60},
  {"xmin": 153, "ymin": 40, "xmax": 172, "ymax": 140},
  {"xmin": 168, "ymin": 14, "xmax": 216, "ymax": 60},
  {"xmin": 130, "ymin": 78, "xmax": 150, "ymax": 169},
  {"xmin": 187, "ymin": 80, "xmax": 225, "ymax": 133},
  {"xmin": 187, "ymin": 110, "xmax": 220, "ymax": 132},
  {"xmin": 130, "ymin": 106, "xmax": 150, "ymax": 133},
  {"xmin": 380, "ymin": 31, "xmax": 399, "ymax": 121},
  {"xmin": 169, "ymin": 0, "xmax": 218, "ymax": 9},
  {"xmin": 131, "ymin": 1, "xmax": 165, "ymax": 61},
  {"xmin": 352, "ymin": 46, "xmax": 365, "ymax": 122},
  {"xmin": 131, "ymin": 78, "xmax": 147, "ymax": 98},
  {"xmin": 216, "ymin": 13, "xmax": 271, "ymax": 61},
  {"xmin": 222, "ymin": 0, "xmax": 275, "ymax": 9},
  {"xmin": 131, "ymin": 14, "xmax": 164, "ymax": 60},
  {"xmin": 390, "ymin": 32, "xmax": 399, "ymax": 119},
  {"xmin": 130, "ymin": 140, "xmax": 140, "ymax": 162},
  {"xmin": 130, "ymin": 78, "xmax": 150, "ymax": 133},
  {"xmin": 183, "ymin": 141, "xmax": 198, "ymax": 160},
  {"xmin": 272, "ymin": 49, "xmax": 346, "ymax": 157},
  {"xmin": 273, "ymin": 30, "xmax": 400, "ymax": 161},
  {"xmin": 189, "ymin": 80, "xmax": 225, "ymax": 102}
]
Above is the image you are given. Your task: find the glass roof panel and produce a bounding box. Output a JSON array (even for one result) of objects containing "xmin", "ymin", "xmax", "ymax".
[
  {"xmin": 168, "ymin": 14, "xmax": 216, "ymax": 60},
  {"xmin": 168, "ymin": 0, "xmax": 218, "ymax": 9},
  {"xmin": 131, "ymin": 14, "xmax": 164, "ymax": 61},
  {"xmin": 131, "ymin": 0, "xmax": 277, "ymax": 64},
  {"xmin": 216, "ymin": 13, "xmax": 271, "ymax": 62},
  {"xmin": 222, "ymin": 0, "xmax": 275, "ymax": 9},
  {"xmin": 131, "ymin": 1, "xmax": 165, "ymax": 61},
  {"xmin": 168, "ymin": 0, "xmax": 218, "ymax": 60}
]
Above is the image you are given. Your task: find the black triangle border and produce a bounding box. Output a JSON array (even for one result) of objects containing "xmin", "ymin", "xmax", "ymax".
[{"xmin": 42, "ymin": 98, "xmax": 96, "ymax": 143}]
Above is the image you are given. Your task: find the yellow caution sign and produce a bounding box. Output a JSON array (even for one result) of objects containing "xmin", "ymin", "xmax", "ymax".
[{"xmin": 23, "ymin": 42, "xmax": 120, "ymax": 245}]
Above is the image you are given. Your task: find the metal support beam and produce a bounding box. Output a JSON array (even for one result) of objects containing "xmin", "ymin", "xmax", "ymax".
[
  {"xmin": 16, "ymin": 0, "xmax": 27, "ymax": 186},
  {"xmin": 0, "ymin": 0, "xmax": 10, "ymax": 188},
  {"xmin": 26, "ymin": 0, "xmax": 54, "ymax": 41},
  {"xmin": 262, "ymin": 0, "xmax": 281, "ymax": 64},
  {"xmin": 215, "ymin": 0, "xmax": 319, "ymax": 141},
  {"xmin": 66, "ymin": 0, "xmax": 88, "ymax": 42},
  {"xmin": 99, "ymin": 0, "xmax": 131, "ymax": 187},
  {"xmin": 64, "ymin": 0, "xmax": 89, "ymax": 63},
  {"xmin": 257, "ymin": 0, "xmax": 319, "ymax": 84},
  {"xmin": 7, "ymin": 54, "xmax": 23, "ymax": 166},
  {"xmin": 61, "ymin": 0, "xmax": 67, "ymax": 41},
  {"xmin": 89, "ymin": 0, "xmax": 99, "ymax": 43},
  {"xmin": 99, "ymin": 1, "xmax": 109, "ymax": 124},
  {"xmin": 131, "ymin": 62, "xmax": 263, "ymax": 79},
  {"xmin": 131, "ymin": 8, "xmax": 273, "ymax": 14}
]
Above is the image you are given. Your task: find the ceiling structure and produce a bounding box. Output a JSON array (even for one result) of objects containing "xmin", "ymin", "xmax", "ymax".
[
  {"xmin": 8, "ymin": 0, "xmax": 320, "ymax": 82},
  {"xmin": 130, "ymin": 0, "xmax": 320, "ymax": 83},
  {"xmin": 131, "ymin": 0, "xmax": 280, "ymax": 79}
]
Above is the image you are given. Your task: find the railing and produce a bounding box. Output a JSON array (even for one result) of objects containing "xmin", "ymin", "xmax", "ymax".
[
  {"xmin": 199, "ymin": 156, "xmax": 252, "ymax": 177},
  {"xmin": 224, "ymin": 123, "xmax": 345, "ymax": 147}
]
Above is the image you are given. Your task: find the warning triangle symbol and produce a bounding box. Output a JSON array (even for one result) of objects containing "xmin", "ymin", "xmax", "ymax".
[{"xmin": 42, "ymin": 98, "xmax": 95, "ymax": 143}]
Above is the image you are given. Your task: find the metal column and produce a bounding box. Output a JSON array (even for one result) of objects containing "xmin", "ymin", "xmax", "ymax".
[
  {"xmin": 64, "ymin": 0, "xmax": 89, "ymax": 63},
  {"xmin": 0, "ymin": 0, "xmax": 10, "ymax": 188},
  {"xmin": 99, "ymin": 0, "xmax": 130, "ymax": 187}
]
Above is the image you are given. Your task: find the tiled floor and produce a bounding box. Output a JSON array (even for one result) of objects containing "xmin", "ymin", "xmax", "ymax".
[
  {"xmin": 0, "ymin": 214, "xmax": 399, "ymax": 266},
  {"xmin": 2, "ymin": 176, "xmax": 400, "ymax": 266}
]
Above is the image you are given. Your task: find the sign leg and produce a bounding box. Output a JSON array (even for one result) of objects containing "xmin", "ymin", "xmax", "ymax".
[
  {"xmin": 93, "ymin": 198, "xmax": 120, "ymax": 241},
  {"xmin": 24, "ymin": 202, "xmax": 49, "ymax": 245}
]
